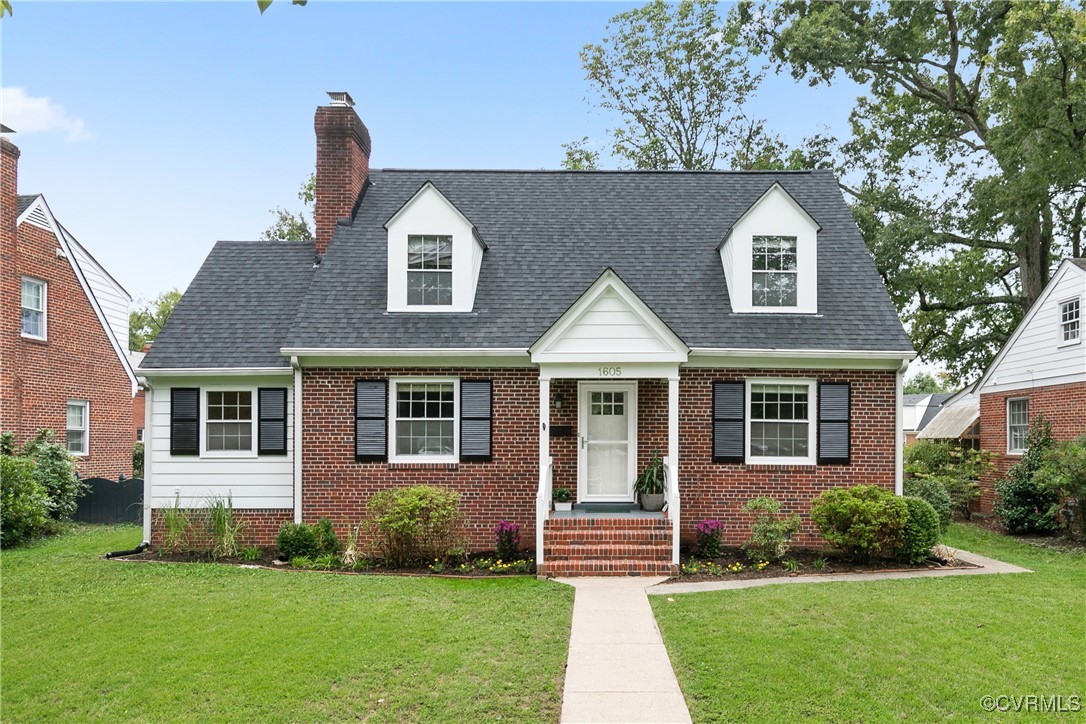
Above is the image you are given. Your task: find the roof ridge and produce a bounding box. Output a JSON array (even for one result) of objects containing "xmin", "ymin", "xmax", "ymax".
[{"xmin": 372, "ymin": 168, "xmax": 817, "ymax": 175}]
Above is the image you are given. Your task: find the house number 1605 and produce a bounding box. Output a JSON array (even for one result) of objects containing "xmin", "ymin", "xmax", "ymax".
[{"xmin": 598, "ymin": 366, "xmax": 622, "ymax": 377}]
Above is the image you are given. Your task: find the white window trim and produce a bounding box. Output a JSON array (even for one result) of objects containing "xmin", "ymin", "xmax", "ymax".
[
  {"xmin": 66, "ymin": 400, "xmax": 89, "ymax": 457},
  {"xmin": 21, "ymin": 277, "xmax": 48, "ymax": 341},
  {"xmin": 744, "ymin": 378, "xmax": 817, "ymax": 466},
  {"xmin": 406, "ymin": 234, "xmax": 454, "ymax": 310},
  {"xmin": 200, "ymin": 386, "xmax": 258, "ymax": 459},
  {"xmin": 388, "ymin": 377, "xmax": 460, "ymax": 464},
  {"xmin": 1006, "ymin": 397, "xmax": 1029, "ymax": 456},
  {"xmin": 751, "ymin": 235, "xmax": 800, "ymax": 311},
  {"xmin": 1057, "ymin": 296, "xmax": 1082, "ymax": 347}
]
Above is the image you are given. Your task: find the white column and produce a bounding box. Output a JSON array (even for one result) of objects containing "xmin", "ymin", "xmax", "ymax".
[
  {"xmin": 141, "ymin": 382, "xmax": 153, "ymax": 544},
  {"xmin": 668, "ymin": 375, "xmax": 680, "ymax": 565},
  {"xmin": 536, "ymin": 377, "xmax": 551, "ymax": 565},
  {"xmin": 895, "ymin": 360, "xmax": 907, "ymax": 496}
]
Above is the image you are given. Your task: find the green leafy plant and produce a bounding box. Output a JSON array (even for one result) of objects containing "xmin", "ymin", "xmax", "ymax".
[
  {"xmin": 277, "ymin": 522, "xmax": 320, "ymax": 560},
  {"xmin": 290, "ymin": 556, "xmax": 314, "ymax": 569},
  {"xmin": 996, "ymin": 416, "xmax": 1060, "ymax": 534},
  {"xmin": 553, "ymin": 487, "xmax": 572, "ymax": 503},
  {"xmin": 633, "ymin": 450, "xmax": 666, "ymax": 496},
  {"xmin": 366, "ymin": 485, "xmax": 465, "ymax": 567},
  {"xmin": 742, "ymin": 496, "xmax": 800, "ymax": 562},
  {"xmin": 206, "ymin": 496, "xmax": 245, "ymax": 559},
  {"xmin": 897, "ymin": 496, "xmax": 940, "ymax": 564},
  {"xmin": 810, "ymin": 485, "xmax": 908, "ymax": 561},
  {"xmin": 1034, "ymin": 435, "xmax": 1086, "ymax": 541},
  {"xmin": 132, "ymin": 442, "xmax": 144, "ymax": 478},
  {"xmin": 428, "ymin": 559, "xmax": 447, "ymax": 573},
  {"xmin": 0, "ymin": 453, "xmax": 51, "ymax": 548},
  {"xmin": 494, "ymin": 521, "xmax": 521, "ymax": 562},
  {"xmin": 22, "ymin": 430, "xmax": 86, "ymax": 520},
  {"xmin": 782, "ymin": 558, "xmax": 801, "ymax": 573},
  {"xmin": 314, "ymin": 517, "xmax": 340, "ymax": 554},
  {"xmin": 160, "ymin": 496, "xmax": 192, "ymax": 554},
  {"xmin": 239, "ymin": 546, "xmax": 262, "ymax": 562},
  {"xmin": 693, "ymin": 519, "xmax": 725, "ymax": 559},
  {"xmin": 813, "ymin": 557, "xmax": 828, "ymax": 572},
  {"xmin": 904, "ymin": 440, "xmax": 956, "ymax": 477},
  {"xmin": 903, "ymin": 476, "xmax": 952, "ymax": 533},
  {"xmin": 313, "ymin": 553, "xmax": 339, "ymax": 570}
]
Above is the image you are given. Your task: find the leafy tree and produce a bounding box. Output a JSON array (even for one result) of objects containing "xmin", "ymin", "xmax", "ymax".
[
  {"xmin": 261, "ymin": 173, "xmax": 315, "ymax": 241},
  {"xmin": 561, "ymin": 137, "xmax": 600, "ymax": 170},
  {"xmin": 129, "ymin": 289, "xmax": 181, "ymax": 351},
  {"xmin": 256, "ymin": 0, "xmax": 307, "ymax": 13},
  {"xmin": 904, "ymin": 371, "xmax": 948, "ymax": 395},
  {"xmin": 742, "ymin": 1, "xmax": 1086, "ymax": 382}
]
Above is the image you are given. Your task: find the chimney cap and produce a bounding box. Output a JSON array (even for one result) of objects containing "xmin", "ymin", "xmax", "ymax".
[
  {"xmin": 326, "ymin": 91, "xmax": 355, "ymax": 108},
  {"xmin": 0, "ymin": 123, "xmax": 14, "ymax": 134}
]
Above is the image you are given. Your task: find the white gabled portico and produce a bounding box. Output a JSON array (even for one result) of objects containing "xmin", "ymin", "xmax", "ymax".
[{"xmin": 530, "ymin": 269, "xmax": 688, "ymax": 573}]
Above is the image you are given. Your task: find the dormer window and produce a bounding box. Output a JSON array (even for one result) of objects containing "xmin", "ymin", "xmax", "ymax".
[
  {"xmin": 752, "ymin": 235, "xmax": 798, "ymax": 307},
  {"xmin": 407, "ymin": 235, "xmax": 453, "ymax": 306}
]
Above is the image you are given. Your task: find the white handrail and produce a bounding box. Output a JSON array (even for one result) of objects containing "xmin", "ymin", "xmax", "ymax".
[{"xmin": 535, "ymin": 456, "xmax": 553, "ymax": 568}]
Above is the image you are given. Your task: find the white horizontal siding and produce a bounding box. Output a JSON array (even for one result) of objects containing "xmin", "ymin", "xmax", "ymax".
[
  {"xmin": 70, "ymin": 240, "xmax": 130, "ymax": 352},
  {"xmin": 550, "ymin": 290, "xmax": 673, "ymax": 354},
  {"xmin": 148, "ymin": 375, "xmax": 294, "ymax": 509},
  {"xmin": 984, "ymin": 266, "xmax": 1086, "ymax": 393}
]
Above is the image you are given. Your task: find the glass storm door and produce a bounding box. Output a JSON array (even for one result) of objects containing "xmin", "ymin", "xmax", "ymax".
[{"xmin": 578, "ymin": 382, "xmax": 637, "ymax": 502}]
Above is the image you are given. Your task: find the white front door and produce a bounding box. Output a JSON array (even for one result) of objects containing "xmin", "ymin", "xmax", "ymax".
[{"xmin": 578, "ymin": 381, "xmax": 638, "ymax": 502}]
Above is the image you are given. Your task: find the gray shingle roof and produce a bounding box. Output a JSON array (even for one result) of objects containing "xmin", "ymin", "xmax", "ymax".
[
  {"xmin": 917, "ymin": 392, "xmax": 954, "ymax": 431},
  {"xmin": 286, "ymin": 169, "xmax": 912, "ymax": 352},
  {"xmin": 1072, "ymin": 258, "xmax": 1086, "ymax": 271},
  {"xmin": 16, "ymin": 194, "xmax": 37, "ymax": 217},
  {"xmin": 140, "ymin": 241, "xmax": 316, "ymax": 368}
]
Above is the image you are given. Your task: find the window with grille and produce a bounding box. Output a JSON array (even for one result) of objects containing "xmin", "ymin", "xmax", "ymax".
[
  {"xmin": 394, "ymin": 381, "xmax": 456, "ymax": 459},
  {"xmin": 407, "ymin": 235, "xmax": 453, "ymax": 306},
  {"xmin": 752, "ymin": 235, "xmax": 798, "ymax": 307},
  {"xmin": 21, "ymin": 278, "xmax": 46, "ymax": 339},
  {"xmin": 66, "ymin": 400, "xmax": 88, "ymax": 456},
  {"xmin": 206, "ymin": 391, "xmax": 254, "ymax": 452},
  {"xmin": 1007, "ymin": 398, "xmax": 1029, "ymax": 454},
  {"xmin": 1060, "ymin": 298, "xmax": 1080, "ymax": 343},
  {"xmin": 749, "ymin": 382, "xmax": 811, "ymax": 461}
]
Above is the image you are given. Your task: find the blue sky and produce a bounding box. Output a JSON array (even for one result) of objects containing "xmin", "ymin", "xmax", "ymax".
[{"xmin": 3, "ymin": 1, "xmax": 863, "ymax": 302}]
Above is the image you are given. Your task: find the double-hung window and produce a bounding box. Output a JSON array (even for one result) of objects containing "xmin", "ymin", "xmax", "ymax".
[
  {"xmin": 66, "ymin": 400, "xmax": 89, "ymax": 456},
  {"xmin": 1060, "ymin": 298, "xmax": 1080, "ymax": 343},
  {"xmin": 748, "ymin": 381, "xmax": 814, "ymax": 464},
  {"xmin": 407, "ymin": 235, "xmax": 452, "ymax": 306},
  {"xmin": 752, "ymin": 236, "xmax": 798, "ymax": 307},
  {"xmin": 21, "ymin": 278, "xmax": 47, "ymax": 339},
  {"xmin": 1007, "ymin": 398, "xmax": 1029, "ymax": 454},
  {"xmin": 392, "ymin": 380, "xmax": 457, "ymax": 461},
  {"xmin": 205, "ymin": 390, "xmax": 254, "ymax": 454}
]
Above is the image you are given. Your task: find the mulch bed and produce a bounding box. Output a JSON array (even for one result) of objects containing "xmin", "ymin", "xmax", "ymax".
[{"xmin": 665, "ymin": 546, "xmax": 977, "ymax": 584}]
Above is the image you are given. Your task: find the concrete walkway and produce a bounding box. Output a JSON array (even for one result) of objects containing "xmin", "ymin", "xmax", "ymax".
[
  {"xmin": 556, "ymin": 577, "xmax": 692, "ymax": 724},
  {"xmin": 647, "ymin": 548, "xmax": 1031, "ymax": 596}
]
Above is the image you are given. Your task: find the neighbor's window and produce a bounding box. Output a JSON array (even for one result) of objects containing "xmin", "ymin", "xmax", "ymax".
[
  {"xmin": 407, "ymin": 235, "xmax": 452, "ymax": 306},
  {"xmin": 21, "ymin": 278, "xmax": 47, "ymax": 339},
  {"xmin": 66, "ymin": 400, "xmax": 89, "ymax": 456},
  {"xmin": 1060, "ymin": 298, "xmax": 1080, "ymax": 343},
  {"xmin": 206, "ymin": 391, "xmax": 253, "ymax": 452},
  {"xmin": 752, "ymin": 235, "xmax": 798, "ymax": 307},
  {"xmin": 1007, "ymin": 398, "xmax": 1029, "ymax": 454},
  {"xmin": 749, "ymin": 382, "xmax": 811, "ymax": 461},
  {"xmin": 394, "ymin": 381, "xmax": 455, "ymax": 459}
]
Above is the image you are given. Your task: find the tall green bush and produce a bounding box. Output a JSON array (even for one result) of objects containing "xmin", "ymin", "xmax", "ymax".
[
  {"xmin": 996, "ymin": 416, "xmax": 1060, "ymax": 534},
  {"xmin": 22, "ymin": 430, "xmax": 86, "ymax": 520},
  {"xmin": 367, "ymin": 486, "xmax": 464, "ymax": 567},
  {"xmin": 810, "ymin": 485, "xmax": 908, "ymax": 561},
  {"xmin": 903, "ymin": 476, "xmax": 952, "ymax": 533},
  {"xmin": 1034, "ymin": 435, "xmax": 1086, "ymax": 541},
  {"xmin": 0, "ymin": 454, "xmax": 52, "ymax": 548},
  {"xmin": 904, "ymin": 440, "xmax": 955, "ymax": 476},
  {"xmin": 742, "ymin": 496, "xmax": 800, "ymax": 562},
  {"xmin": 897, "ymin": 496, "xmax": 940, "ymax": 563},
  {"xmin": 132, "ymin": 442, "xmax": 144, "ymax": 478}
]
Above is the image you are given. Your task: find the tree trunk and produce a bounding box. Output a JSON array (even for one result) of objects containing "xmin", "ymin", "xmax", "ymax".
[{"xmin": 1018, "ymin": 216, "xmax": 1051, "ymax": 311}]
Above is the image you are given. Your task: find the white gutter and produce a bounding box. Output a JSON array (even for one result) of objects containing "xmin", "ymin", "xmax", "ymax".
[
  {"xmin": 895, "ymin": 358, "xmax": 908, "ymax": 496},
  {"xmin": 291, "ymin": 356, "xmax": 303, "ymax": 524},
  {"xmin": 689, "ymin": 347, "xmax": 917, "ymax": 362},
  {"xmin": 139, "ymin": 367, "xmax": 293, "ymax": 377},
  {"xmin": 280, "ymin": 347, "xmax": 529, "ymax": 358},
  {"xmin": 139, "ymin": 377, "xmax": 154, "ymax": 544}
]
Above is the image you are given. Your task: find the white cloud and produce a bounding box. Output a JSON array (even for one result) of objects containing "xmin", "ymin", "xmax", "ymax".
[{"xmin": 0, "ymin": 87, "xmax": 92, "ymax": 142}]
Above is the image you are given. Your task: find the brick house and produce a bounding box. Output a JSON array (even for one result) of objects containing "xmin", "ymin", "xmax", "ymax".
[
  {"xmin": 973, "ymin": 259, "xmax": 1086, "ymax": 512},
  {"xmin": 0, "ymin": 136, "xmax": 139, "ymax": 479},
  {"xmin": 139, "ymin": 93, "xmax": 915, "ymax": 575}
]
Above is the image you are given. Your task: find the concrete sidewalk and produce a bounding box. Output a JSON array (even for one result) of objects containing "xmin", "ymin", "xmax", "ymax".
[{"xmin": 556, "ymin": 577, "xmax": 692, "ymax": 724}]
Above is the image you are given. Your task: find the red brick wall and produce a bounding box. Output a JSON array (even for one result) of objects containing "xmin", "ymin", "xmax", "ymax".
[
  {"xmin": 677, "ymin": 368, "xmax": 898, "ymax": 546},
  {"xmin": 314, "ymin": 105, "xmax": 370, "ymax": 255},
  {"xmin": 296, "ymin": 366, "xmax": 897, "ymax": 552},
  {"xmin": 978, "ymin": 382, "xmax": 1086, "ymax": 512},
  {"xmin": 0, "ymin": 218, "xmax": 135, "ymax": 479}
]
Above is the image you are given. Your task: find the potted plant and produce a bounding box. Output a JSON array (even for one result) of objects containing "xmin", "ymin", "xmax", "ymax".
[
  {"xmin": 553, "ymin": 487, "xmax": 573, "ymax": 512},
  {"xmin": 634, "ymin": 450, "xmax": 666, "ymax": 511}
]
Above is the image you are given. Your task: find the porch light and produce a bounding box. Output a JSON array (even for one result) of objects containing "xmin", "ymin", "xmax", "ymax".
[{"xmin": 553, "ymin": 393, "xmax": 565, "ymax": 410}]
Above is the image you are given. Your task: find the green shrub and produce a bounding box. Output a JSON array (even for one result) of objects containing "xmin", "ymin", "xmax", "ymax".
[
  {"xmin": 0, "ymin": 454, "xmax": 52, "ymax": 548},
  {"xmin": 314, "ymin": 517, "xmax": 340, "ymax": 554},
  {"xmin": 367, "ymin": 485, "xmax": 464, "ymax": 567},
  {"xmin": 903, "ymin": 476, "xmax": 952, "ymax": 533},
  {"xmin": 277, "ymin": 522, "xmax": 320, "ymax": 559},
  {"xmin": 313, "ymin": 553, "xmax": 340, "ymax": 570},
  {"xmin": 239, "ymin": 546, "xmax": 262, "ymax": 562},
  {"xmin": 996, "ymin": 416, "xmax": 1060, "ymax": 534},
  {"xmin": 290, "ymin": 555, "xmax": 314, "ymax": 569},
  {"xmin": 22, "ymin": 430, "xmax": 86, "ymax": 520},
  {"xmin": 742, "ymin": 497, "xmax": 800, "ymax": 562},
  {"xmin": 1034, "ymin": 435, "xmax": 1086, "ymax": 541},
  {"xmin": 693, "ymin": 519, "xmax": 725, "ymax": 559},
  {"xmin": 132, "ymin": 442, "xmax": 144, "ymax": 478},
  {"xmin": 897, "ymin": 496, "xmax": 940, "ymax": 563},
  {"xmin": 810, "ymin": 485, "xmax": 908, "ymax": 561},
  {"xmin": 904, "ymin": 440, "xmax": 955, "ymax": 477}
]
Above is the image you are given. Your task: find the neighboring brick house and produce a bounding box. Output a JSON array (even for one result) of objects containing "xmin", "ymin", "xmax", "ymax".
[
  {"xmin": 139, "ymin": 93, "xmax": 915, "ymax": 575},
  {"xmin": 0, "ymin": 136, "xmax": 138, "ymax": 479},
  {"xmin": 973, "ymin": 259, "xmax": 1086, "ymax": 512}
]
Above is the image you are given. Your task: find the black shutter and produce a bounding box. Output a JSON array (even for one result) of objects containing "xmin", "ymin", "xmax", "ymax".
[
  {"xmin": 355, "ymin": 380, "xmax": 387, "ymax": 462},
  {"xmin": 712, "ymin": 381, "xmax": 745, "ymax": 463},
  {"xmin": 818, "ymin": 382, "xmax": 851, "ymax": 464},
  {"xmin": 170, "ymin": 388, "xmax": 199, "ymax": 456},
  {"xmin": 258, "ymin": 388, "xmax": 288, "ymax": 455},
  {"xmin": 460, "ymin": 380, "xmax": 492, "ymax": 462}
]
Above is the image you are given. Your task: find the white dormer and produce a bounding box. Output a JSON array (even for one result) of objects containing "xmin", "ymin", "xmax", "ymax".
[
  {"xmin": 718, "ymin": 183, "xmax": 820, "ymax": 314},
  {"xmin": 384, "ymin": 182, "xmax": 486, "ymax": 313}
]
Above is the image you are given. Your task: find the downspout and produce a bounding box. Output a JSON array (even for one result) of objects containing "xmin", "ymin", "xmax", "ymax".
[
  {"xmin": 895, "ymin": 359, "xmax": 908, "ymax": 496},
  {"xmin": 139, "ymin": 377, "xmax": 153, "ymax": 545},
  {"xmin": 291, "ymin": 356, "xmax": 303, "ymax": 524}
]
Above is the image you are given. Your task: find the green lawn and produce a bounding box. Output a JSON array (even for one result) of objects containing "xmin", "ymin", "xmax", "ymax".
[
  {"xmin": 1, "ymin": 525, "xmax": 573, "ymax": 722},
  {"xmin": 653, "ymin": 524, "xmax": 1086, "ymax": 722}
]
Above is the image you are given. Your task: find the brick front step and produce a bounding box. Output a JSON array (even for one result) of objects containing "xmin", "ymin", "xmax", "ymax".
[{"xmin": 541, "ymin": 515, "xmax": 674, "ymax": 577}]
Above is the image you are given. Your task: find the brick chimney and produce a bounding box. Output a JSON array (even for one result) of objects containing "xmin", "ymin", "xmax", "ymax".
[
  {"xmin": 314, "ymin": 91, "xmax": 371, "ymax": 256},
  {"xmin": 1, "ymin": 135, "xmax": 19, "ymax": 251}
]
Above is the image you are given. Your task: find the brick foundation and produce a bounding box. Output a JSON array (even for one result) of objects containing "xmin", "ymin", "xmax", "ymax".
[{"xmin": 150, "ymin": 508, "xmax": 293, "ymax": 548}]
